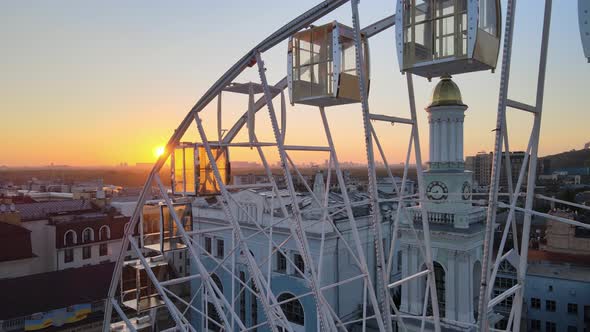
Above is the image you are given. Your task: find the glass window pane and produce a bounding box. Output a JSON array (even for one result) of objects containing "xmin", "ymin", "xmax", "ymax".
[
  {"xmin": 436, "ymin": 0, "xmax": 455, "ymax": 17},
  {"xmin": 299, "ymin": 39, "xmax": 311, "ymax": 65},
  {"xmin": 300, "ymin": 65, "xmax": 311, "ymax": 83},
  {"xmin": 184, "ymin": 147, "xmax": 195, "ymax": 194},
  {"xmin": 198, "ymin": 146, "xmax": 229, "ymax": 195},
  {"xmin": 341, "ymin": 41, "xmax": 357, "ymax": 76},
  {"xmin": 142, "ymin": 204, "xmax": 161, "ymax": 248},
  {"xmin": 414, "ymin": 0, "xmax": 432, "ymax": 24},
  {"xmin": 174, "ymin": 148, "xmax": 184, "ymax": 193},
  {"xmin": 479, "ymin": 0, "xmax": 498, "ymax": 36}
]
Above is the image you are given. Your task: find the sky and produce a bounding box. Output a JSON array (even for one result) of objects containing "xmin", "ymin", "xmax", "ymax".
[{"xmin": 0, "ymin": 0, "xmax": 588, "ymax": 167}]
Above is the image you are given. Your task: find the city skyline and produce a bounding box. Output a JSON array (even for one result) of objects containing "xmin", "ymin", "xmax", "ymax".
[
  {"xmin": 1, "ymin": 0, "xmax": 589, "ymax": 167},
  {"xmin": 1, "ymin": 2, "xmax": 589, "ymax": 331}
]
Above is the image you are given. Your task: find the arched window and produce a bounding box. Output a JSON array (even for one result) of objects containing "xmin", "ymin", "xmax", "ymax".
[
  {"xmin": 99, "ymin": 225, "xmax": 111, "ymax": 241},
  {"xmin": 82, "ymin": 228, "xmax": 94, "ymax": 243},
  {"xmin": 427, "ymin": 262, "xmax": 446, "ymax": 318},
  {"xmin": 206, "ymin": 274, "xmax": 223, "ymax": 332},
  {"xmin": 498, "ymin": 260, "xmax": 516, "ymax": 275},
  {"xmin": 64, "ymin": 230, "xmax": 77, "ymax": 246},
  {"xmin": 210, "ymin": 274, "xmax": 223, "ymax": 293},
  {"xmin": 277, "ymin": 293, "xmax": 305, "ymax": 326}
]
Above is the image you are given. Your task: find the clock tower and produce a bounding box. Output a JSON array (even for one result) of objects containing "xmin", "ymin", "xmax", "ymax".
[{"xmin": 398, "ymin": 76, "xmax": 486, "ymax": 328}]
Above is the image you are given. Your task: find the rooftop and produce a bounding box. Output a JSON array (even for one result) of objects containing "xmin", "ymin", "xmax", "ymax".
[
  {"xmin": 16, "ymin": 199, "xmax": 94, "ymax": 221},
  {"xmin": 0, "ymin": 262, "xmax": 115, "ymax": 319},
  {"xmin": 0, "ymin": 222, "xmax": 35, "ymax": 262},
  {"xmin": 527, "ymin": 260, "xmax": 590, "ymax": 283}
]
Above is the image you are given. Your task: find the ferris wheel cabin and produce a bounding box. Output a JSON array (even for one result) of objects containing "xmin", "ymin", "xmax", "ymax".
[
  {"xmin": 141, "ymin": 202, "xmax": 192, "ymax": 252},
  {"xmin": 396, "ymin": 0, "xmax": 501, "ymax": 79},
  {"xmin": 581, "ymin": 0, "xmax": 590, "ymax": 62},
  {"xmin": 288, "ymin": 21, "xmax": 370, "ymax": 107},
  {"xmin": 170, "ymin": 142, "xmax": 230, "ymax": 196}
]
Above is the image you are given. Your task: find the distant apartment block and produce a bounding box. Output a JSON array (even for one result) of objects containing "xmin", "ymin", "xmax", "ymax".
[
  {"xmin": 465, "ymin": 151, "xmax": 493, "ymax": 187},
  {"xmin": 465, "ymin": 151, "xmax": 541, "ymax": 189}
]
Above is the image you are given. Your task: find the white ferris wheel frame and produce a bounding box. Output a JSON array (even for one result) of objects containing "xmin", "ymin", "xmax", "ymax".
[{"xmin": 102, "ymin": 1, "xmax": 590, "ymax": 332}]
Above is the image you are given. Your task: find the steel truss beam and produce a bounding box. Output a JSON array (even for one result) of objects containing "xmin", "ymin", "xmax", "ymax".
[
  {"xmin": 104, "ymin": 1, "xmax": 581, "ymax": 331},
  {"xmin": 478, "ymin": 1, "xmax": 555, "ymax": 331},
  {"xmin": 102, "ymin": 1, "xmax": 352, "ymax": 329}
]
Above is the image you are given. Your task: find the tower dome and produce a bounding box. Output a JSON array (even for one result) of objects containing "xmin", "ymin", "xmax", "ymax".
[{"xmin": 428, "ymin": 75, "xmax": 465, "ymax": 108}]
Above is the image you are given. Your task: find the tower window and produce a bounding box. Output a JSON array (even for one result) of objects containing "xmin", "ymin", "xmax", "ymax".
[
  {"xmin": 82, "ymin": 228, "xmax": 94, "ymax": 243},
  {"xmin": 427, "ymin": 262, "xmax": 446, "ymax": 318},
  {"xmin": 276, "ymin": 250, "xmax": 287, "ymax": 273},
  {"xmin": 206, "ymin": 274, "xmax": 223, "ymax": 332},
  {"xmin": 82, "ymin": 246, "xmax": 91, "ymax": 260},
  {"xmin": 239, "ymin": 271, "xmax": 246, "ymax": 322},
  {"xmin": 216, "ymin": 239, "xmax": 224, "ymax": 258},
  {"xmin": 251, "ymin": 280, "xmax": 258, "ymax": 328},
  {"xmin": 568, "ymin": 303, "xmax": 578, "ymax": 314},
  {"xmin": 64, "ymin": 249, "xmax": 74, "ymax": 263},
  {"xmin": 277, "ymin": 293, "xmax": 305, "ymax": 326},
  {"xmin": 294, "ymin": 254, "xmax": 305, "ymax": 277},
  {"xmin": 204, "ymin": 237, "xmax": 212, "ymax": 254}
]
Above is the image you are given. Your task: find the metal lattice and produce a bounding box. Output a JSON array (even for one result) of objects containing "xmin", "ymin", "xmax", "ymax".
[{"xmin": 102, "ymin": 1, "xmax": 590, "ymax": 331}]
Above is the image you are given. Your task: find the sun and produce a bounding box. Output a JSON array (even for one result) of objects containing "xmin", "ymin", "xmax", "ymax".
[{"xmin": 154, "ymin": 146, "xmax": 165, "ymax": 158}]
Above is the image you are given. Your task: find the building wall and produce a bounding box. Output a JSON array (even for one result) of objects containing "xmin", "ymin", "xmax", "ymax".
[
  {"xmin": 0, "ymin": 257, "xmax": 40, "ymax": 280},
  {"xmin": 465, "ymin": 152, "xmax": 492, "ymax": 187},
  {"xmin": 188, "ymin": 199, "xmax": 397, "ymax": 331},
  {"xmin": 377, "ymin": 177, "xmax": 415, "ymax": 196},
  {"xmin": 56, "ymin": 239, "xmax": 123, "ymax": 270},
  {"xmin": 0, "ymin": 220, "xmax": 56, "ymax": 279},
  {"xmin": 544, "ymin": 219, "xmax": 590, "ymax": 255},
  {"xmin": 525, "ymin": 269, "xmax": 590, "ymax": 332},
  {"xmin": 399, "ymin": 230, "xmax": 484, "ymax": 325},
  {"xmin": 465, "ymin": 152, "xmax": 540, "ymax": 189},
  {"xmin": 1, "ymin": 213, "xmax": 131, "ymax": 278},
  {"xmin": 21, "ymin": 219, "xmax": 56, "ymax": 273}
]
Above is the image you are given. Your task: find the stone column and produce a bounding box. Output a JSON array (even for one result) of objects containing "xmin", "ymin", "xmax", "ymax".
[
  {"xmin": 430, "ymin": 118, "xmax": 435, "ymax": 164},
  {"xmin": 458, "ymin": 119, "xmax": 464, "ymax": 162},
  {"xmin": 441, "ymin": 119, "xmax": 448, "ymax": 162},
  {"xmin": 457, "ymin": 252, "xmax": 471, "ymax": 322},
  {"xmin": 450, "ymin": 118, "xmax": 457, "ymax": 163},
  {"xmin": 433, "ymin": 119, "xmax": 440, "ymax": 162},
  {"xmin": 410, "ymin": 246, "xmax": 420, "ymax": 314},
  {"xmin": 400, "ymin": 246, "xmax": 409, "ymax": 312},
  {"xmin": 446, "ymin": 251, "xmax": 457, "ymax": 321}
]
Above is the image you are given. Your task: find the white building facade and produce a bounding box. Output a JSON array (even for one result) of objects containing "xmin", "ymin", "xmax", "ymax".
[{"xmin": 189, "ymin": 176, "xmax": 403, "ymax": 332}]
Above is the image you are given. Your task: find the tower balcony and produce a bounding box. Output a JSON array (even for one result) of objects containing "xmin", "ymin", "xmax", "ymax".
[{"xmin": 405, "ymin": 206, "xmax": 486, "ymax": 229}]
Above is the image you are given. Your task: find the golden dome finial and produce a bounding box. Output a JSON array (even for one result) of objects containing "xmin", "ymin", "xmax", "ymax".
[{"xmin": 428, "ymin": 74, "xmax": 465, "ymax": 108}]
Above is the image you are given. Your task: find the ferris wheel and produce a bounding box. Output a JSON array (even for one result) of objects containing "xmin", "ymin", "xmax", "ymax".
[{"xmin": 102, "ymin": 0, "xmax": 590, "ymax": 331}]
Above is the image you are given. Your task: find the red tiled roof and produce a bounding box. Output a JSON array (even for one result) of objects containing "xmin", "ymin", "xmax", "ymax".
[{"xmin": 0, "ymin": 262, "xmax": 115, "ymax": 320}]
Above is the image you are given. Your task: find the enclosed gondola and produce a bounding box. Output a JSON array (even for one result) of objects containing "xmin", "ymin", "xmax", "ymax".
[
  {"xmin": 581, "ymin": 0, "xmax": 590, "ymax": 62},
  {"xmin": 141, "ymin": 202, "xmax": 192, "ymax": 252},
  {"xmin": 396, "ymin": 0, "xmax": 501, "ymax": 78},
  {"xmin": 120, "ymin": 256, "xmax": 170, "ymax": 312},
  {"xmin": 288, "ymin": 21, "xmax": 370, "ymax": 107},
  {"xmin": 171, "ymin": 143, "xmax": 231, "ymax": 196}
]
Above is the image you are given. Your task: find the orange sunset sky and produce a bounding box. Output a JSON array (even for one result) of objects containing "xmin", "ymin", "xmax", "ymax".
[{"xmin": 1, "ymin": 0, "xmax": 589, "ymax": 167}]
